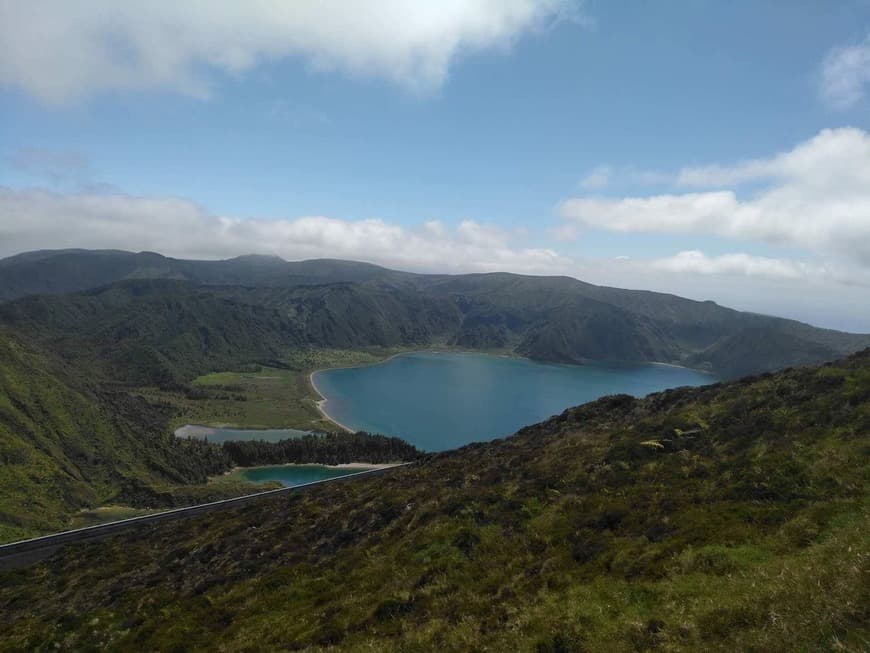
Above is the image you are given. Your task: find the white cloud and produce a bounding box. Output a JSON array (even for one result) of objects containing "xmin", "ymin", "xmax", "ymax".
[
  {"xmin": 0, "ymin": 187, "xmax": 570, "ymax": 275},
  {"xmin": 0, "ymin": 0, "xmax": 575, "ymax": 104},
  {"xmin": 820, "ymin": 34, "xmax": 870, "ymax": 110},
  {"xmin": 675, "ymin": 161, "xmax": 776, "ymax": 187},
  {"xmin": 2, "ymin": 184, "xmax": 869, "ymax": 330},
  {"xmin": 579, "ymin": 165, "xmax": 611, "ymax": 189},
  {"xmin": 559, "ymin": 128, "xmax": 870, "ymax": 265},
  {"xmin": 650, "ymin": 250, "xmax": 813, "ymax": 281},
  {"xmin": 575, "ymin": 165, "xmax": 674, "ymax": 190},
  {"xmin": 456, "ymin": 220, "xmax": 511, "ymax": 247}
]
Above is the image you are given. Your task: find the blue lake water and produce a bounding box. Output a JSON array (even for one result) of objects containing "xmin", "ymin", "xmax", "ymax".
[
  {"xmin": 175, "ymin": 424, "xmax": 311, "ymax": 444},
  {"xmin": 233, "ymin": 464, "xmax": 374, "ymax": 486},
  {"xmin": 312, "ymin": 352, "xmax": 717, "ymax": 452}
]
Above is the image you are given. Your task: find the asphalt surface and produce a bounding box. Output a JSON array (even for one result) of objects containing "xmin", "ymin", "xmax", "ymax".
[{"xmin": 0, "ymin": 463, "xmax": 410, "ymax": 571}]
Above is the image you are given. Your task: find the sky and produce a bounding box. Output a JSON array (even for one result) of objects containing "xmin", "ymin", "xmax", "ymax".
[{"xmin": 2, "ymin": 1, "xmax": 870, "ymax": 331}]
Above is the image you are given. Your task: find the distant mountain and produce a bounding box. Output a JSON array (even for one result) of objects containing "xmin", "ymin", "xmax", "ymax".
[
  {"xmin": 0, "ymin": 280, "xmax": 458, "ymax": 386},
  {"xmin": 3, "ymin": 348, "xmax": 867, "ymax": 650},
  {"xmin": 1, "ymin": 249, "xmax": 868, "ymax": 379},
  {"xmin": 0, "ymin": 249, "xmax": 416, "ymax": 301}
]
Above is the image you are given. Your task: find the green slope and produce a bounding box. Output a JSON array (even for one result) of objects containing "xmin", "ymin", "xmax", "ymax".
[
  {"xmin": 0, "ymin": 249, "xmax": 416, "ymax": 301},
  {"xmin": 1, "ymin": 350, "xmax": 867, "ymax": 651},
  {"xmin": 0, "ymin": 330, "xmax": 230, "ymax": 540},
  {"xmin": 2, "ymin": 249, "xmax": 869, "ymax": 378},
  {"xmin": 0, "ymin": 280, "xmax": 308, "ymax": 386},
  {"xmin": 4, "ymin": 275, "xmax": 868, "ymax": 383}
]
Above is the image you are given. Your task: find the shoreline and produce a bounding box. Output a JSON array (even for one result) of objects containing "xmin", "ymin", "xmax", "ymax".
[
  {"xmin": 239, "ymin": 461, "xmax": 398, "ymax": 471},
  {"xmin": 308, "ymin": 371, "xmax": 357, "ymax": 433},
  {"xmin": 308, "ymin": 349, "xmax": 718, "ymax": 434},
  {"xmin": 219, "ymin": 461, "xmax": 401, "ymax": 479},
  {"xmin": 307, "ymin": 348, "xmax": 431, "ymax": 432},
  {"xmin": 182, "ymin": 348, "xmax": 719, "ymax": 439},
  {"xmin": 648, "ymin": 360, "xmax": 718, "ymax": 375},
  {"xmin": 173, "ymin": 424, "xmax": 313, "ymax": 438}
]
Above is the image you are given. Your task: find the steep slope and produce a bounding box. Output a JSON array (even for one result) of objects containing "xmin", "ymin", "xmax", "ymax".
[
  {"xmin": 215, "ymin": 283, "xmax": 462, "ymax": 349},
  {"xmin": 3, "ymin": 273, "xmax": 869, "ymax": 380},
  {"xmin": 0, "ymin": 330, "xmax": 228, "ymax": 541},
  {"xmin": 1, "ymin": 350, "xmax": 867, "ymax": 651},
  {"xmin": 0, "ymin": 280, "xmax": 465, "ymax": 387},
  {"xmin": 423, "ymin": 272, "xmax": 870, "ymax": 370},
  {"xmin": 0, "ymin": 280, "xmax": 310, "ymax": 386},
  {"xmin": 685, "ymin": 327, "xmax": 847, "ymax": 378}
]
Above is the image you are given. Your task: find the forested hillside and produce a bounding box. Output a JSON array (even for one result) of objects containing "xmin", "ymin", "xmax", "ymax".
[
  {"xmin": 2, "ymin": 250, "xmax": 869, "ymax": 379},
  {"xmin": 0, "ymin": 330, "xmax": 228, "ymax": 541},
  {"xmin": 1, "ymin": 249, "xmax": 868, "ymax": 541},
  {"xmin": 1, "ymin": 350, "xmax": 867, "ymax": 651}
]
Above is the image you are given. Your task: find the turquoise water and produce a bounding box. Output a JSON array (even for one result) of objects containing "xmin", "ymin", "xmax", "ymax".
[
  {"xmin": 175, "ymin": 424, "xmax": 312, "ymax": 444},
  {"xmin": 313, "ymin": 352, "xmax": 717, "ymax": 451},
  {"xmin": 234, "ymin": 464, "xmax": 374, "ymax": 486}
]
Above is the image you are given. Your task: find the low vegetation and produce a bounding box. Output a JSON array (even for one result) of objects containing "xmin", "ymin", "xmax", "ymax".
[
  {"xmin": 1, "ymin": 350, "xmax": 867, "ymax": 651},
  {"xmin": 142, "ymin": 349, "xmax": 403, "ymax": 432}
]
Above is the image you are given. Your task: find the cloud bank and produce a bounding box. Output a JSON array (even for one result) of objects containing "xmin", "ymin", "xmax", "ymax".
[
  {"xmin": 560, "ymin": 128, "xmax": 870, "ymax": 266},
  {"xmin": 0, "ymin": 187, "xmax": 568, "ymax": 275},
  {"xmin": 2, "ymin": 182, "xmax": 869, "ymax": 330},
  {"xmin": 649, "ymin": 251, "xmax": 817, "ymax": 281},
  {"xmin": 0, "ymin": 0, "xmax": 574, "ymax": 103}
]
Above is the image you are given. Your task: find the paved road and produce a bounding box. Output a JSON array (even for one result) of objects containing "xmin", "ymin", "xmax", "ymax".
[{"xmin": 0, "ymin": 463, "xmax": 410, "ymax": 572}]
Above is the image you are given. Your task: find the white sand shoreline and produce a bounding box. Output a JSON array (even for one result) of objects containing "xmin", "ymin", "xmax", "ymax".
[
  {"xmin": 309, "ymin": 371, "xmax": 356, "ymax": 433},
  {"xmin": 308, "ymin": 349, "xmax": 717, "ymax": 434},
  {"xmin": 221, "ymin": 461, "xmax": 400, "ymax": 477},
  {"xmin": 307, "ymin": 348, "xmax": 501, "ymax": 433},
  {"xmin": 308, "ymin": 349, "xmax": 427, "ymax": 432}
]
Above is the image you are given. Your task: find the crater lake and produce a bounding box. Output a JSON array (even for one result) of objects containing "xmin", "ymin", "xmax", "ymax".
[{"xmin": 312, "ymin": 352, "xmax": 717, "ymax": 451}]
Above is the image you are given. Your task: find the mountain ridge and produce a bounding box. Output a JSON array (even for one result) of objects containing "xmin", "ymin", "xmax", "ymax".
[{"xmin": 1, "ymin": 249, "xmax": 867, "ymax": 379}]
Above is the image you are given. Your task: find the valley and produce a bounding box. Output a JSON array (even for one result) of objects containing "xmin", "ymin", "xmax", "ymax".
[
  {"xmin": 0, "ymin": 250, "xmax": 867, "ymax": 651},
  {"xmin": 6, "ymin": 10, "xmax": 870, "ymax": 650},
  {"xmin": 1, "ymin": 347, "xmax": 867, "ymax": 651},
  {"xmin": 1, "ymin": 250, "xmax": 869, "ymax": 544}
]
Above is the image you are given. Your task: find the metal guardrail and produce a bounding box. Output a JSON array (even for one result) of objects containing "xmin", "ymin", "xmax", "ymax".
[{"xmin": 0, "ymin": 463, "xmax": 412, "ymax": 571}]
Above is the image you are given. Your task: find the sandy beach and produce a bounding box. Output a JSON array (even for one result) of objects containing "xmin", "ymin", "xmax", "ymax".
[
  {"xmin": 212, "ymin": 461, "xmax": 403, "ymax": 487},
  {"xmin": 307, "ymin": 347, "xmax": 519, "ymax": 434},
  {"xmin": 308, "ymin": 370, "xmax": 356, "ymax": 433},
  {"xmin": 308, "ymin": 349, "xmax": 424, "ymax": 433}
]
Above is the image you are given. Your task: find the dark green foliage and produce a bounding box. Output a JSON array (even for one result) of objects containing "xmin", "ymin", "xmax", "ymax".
[
  {"xmin": 222, "ymin": 431, "xmax": 421, "ymax": 466},
  {"xmin": 2, "ymin": 249, "xmax": 868, "ymax": 379},
  {"xmin": 0, "ymin": 350, "xmax": 867, "ymax": 651},
  {"xmin": 0, "ymin": 249, "xmax": 410, "ymax": 301},
  {"xmin": 0, "ymin": 249, "xmax": 868, "ymax": 649},
  {"xmin": 0, "ymin": 329, "xmax": 232, "ymax": 539},
  {"xmin": 0, "ymin": 280, "xmax": 307, "ymax": 386}
]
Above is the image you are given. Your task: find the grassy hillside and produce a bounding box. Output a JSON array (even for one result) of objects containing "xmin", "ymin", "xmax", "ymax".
[
  {"xmin": 152, "ymin": 349, "xmax": 401, "ymax": 432},
  {"xmin": 0, "ymin": 279, "xmax": 310, "ymax": 386},
  {"xmin": 0, "ymin": 330, "xmax": 229, "ymax": 541},
  {"xmin": 2, "ymin": 350, "xmax": 867, "ymax": 651},
  {"xmin": 0, "ymin": 331, "xmax": 421, "ymax": 540}
]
